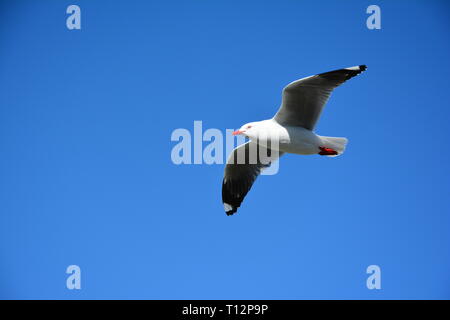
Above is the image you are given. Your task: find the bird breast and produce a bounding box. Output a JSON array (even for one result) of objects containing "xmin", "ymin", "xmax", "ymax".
[{"xmin": 251, "ymin": 123, "xmax": 321, "ymax": 155}]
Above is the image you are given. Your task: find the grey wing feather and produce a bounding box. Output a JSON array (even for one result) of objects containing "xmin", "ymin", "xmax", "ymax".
[{"xmin": 274, "ymin": 65, "xmax": 367, "ymax": 130}]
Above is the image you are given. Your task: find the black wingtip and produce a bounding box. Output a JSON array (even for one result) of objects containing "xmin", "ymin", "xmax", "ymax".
[
  {"xmin": 222, "ymin": 178, "xmax": 248, "ymax": 216},
  {"xmin": 224, "ymin": 202, "xmax": 238, "ymax": 216},
  {"xmin": 318, "ymin": 65, "xmax": 367, "ymax": 81},
  {"xmin": 226, "ymin": 209, "xmax": 237, "ymax": 216}
]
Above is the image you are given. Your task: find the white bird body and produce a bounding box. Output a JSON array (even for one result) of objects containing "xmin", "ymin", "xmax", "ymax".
[
  {"xmin": 243, "ymin": 118, "xmax": 347, "ymax": 156},
  {"xmin": 222, "ymin": 65, "xmax": 366, "ymax": 215},
  {"xmin": 276, "ymin": 124, "xmax": 321, "ymax": 155}
]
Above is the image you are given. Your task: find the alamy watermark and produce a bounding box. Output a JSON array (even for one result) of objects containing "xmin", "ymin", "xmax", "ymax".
[
  {"xmin": 66, "ymin": 265, "xmax": 81, "ymax": 290},
  {"xmin": 366, "ymin": 265, "xmax": 381, "ymax": 290},
  {"xmin": 170, "ymin": 121, "xmax": 281, "ymax": 175},
  {"xmin": 366, "ymin": 5, "xmax": 381, "ymax": 30},
  {"xmin": 66, "ymin": 5, "xmax": 81, "ymax": 30}
]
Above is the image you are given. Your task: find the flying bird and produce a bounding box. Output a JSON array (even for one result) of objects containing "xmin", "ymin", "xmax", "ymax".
[{"xmin": 222, "ymin": 65, "xmax": 367, "ymax": 215}]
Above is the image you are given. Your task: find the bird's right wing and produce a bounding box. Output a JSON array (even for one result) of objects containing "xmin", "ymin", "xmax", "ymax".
[
  {"xmin": 222, "ymin": 141, "xmax": 283, "ymax": 216},
  {"xmin": 274, "ymin": 65, "xmax": 367, "ymax": 130}
]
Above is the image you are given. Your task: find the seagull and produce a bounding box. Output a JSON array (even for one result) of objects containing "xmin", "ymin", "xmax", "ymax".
[{"xmin": 222, "ymin": 65, "xmax": 367, "ymax": 216}]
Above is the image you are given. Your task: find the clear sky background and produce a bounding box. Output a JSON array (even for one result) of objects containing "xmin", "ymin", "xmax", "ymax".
[{"xmin": 1, "ymin": 0, "xmax": 449, "ymax": 299}]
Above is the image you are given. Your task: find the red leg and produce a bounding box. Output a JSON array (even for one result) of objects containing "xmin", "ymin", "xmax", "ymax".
[{"xmin": 318, "ymin": 146, "xmax": 338, "ymax": 156}]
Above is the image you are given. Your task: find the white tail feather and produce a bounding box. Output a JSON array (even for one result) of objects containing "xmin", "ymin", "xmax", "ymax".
[{"xmin": 319, "ymin": 136, "xmax": 348, "ymax": 157}]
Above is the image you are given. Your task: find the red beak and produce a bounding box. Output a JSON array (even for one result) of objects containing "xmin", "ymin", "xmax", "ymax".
[{"xmin": 232, "ymin": 130, "xmax": 243, "ymax": 136}]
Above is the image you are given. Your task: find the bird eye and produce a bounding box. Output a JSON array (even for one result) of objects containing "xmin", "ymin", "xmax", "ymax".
[{"xmin": 247, "ymin": 125, "xmax": 252, "ymax": 129}]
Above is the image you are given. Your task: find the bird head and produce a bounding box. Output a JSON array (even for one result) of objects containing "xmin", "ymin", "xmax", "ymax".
[{"xmin": 232, "ymin": 122, "xmax": 258, "ymax": 138}]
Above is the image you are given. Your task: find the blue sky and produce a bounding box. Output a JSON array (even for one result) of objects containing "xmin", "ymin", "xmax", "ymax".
[{"xmin": 0, "ymin": 0, "xmax": 449, "ymax": 299}]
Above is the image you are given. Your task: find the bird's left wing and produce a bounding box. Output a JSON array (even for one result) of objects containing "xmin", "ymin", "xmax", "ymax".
[
  {"xmin": 222, "ymin": 141, "xmax": 284, "ymax": 216},
  {"xmin": 274, "ymin": 65, "xmax": 367, "ymax": 130}
]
